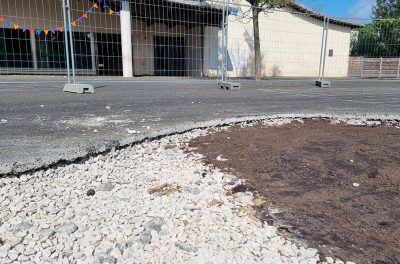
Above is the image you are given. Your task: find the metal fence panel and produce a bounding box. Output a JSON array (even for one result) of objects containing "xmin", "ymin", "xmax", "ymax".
[{"xmin": 1, "ymin": 0, "xmax": 399, "ymax": 84}]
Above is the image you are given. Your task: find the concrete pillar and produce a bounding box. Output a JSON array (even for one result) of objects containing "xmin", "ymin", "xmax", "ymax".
[
  {"xmin": 120, "ymin": 0, "xmax": 133, "ymax": 77},
  {"xmin": 88, "ymin": 32, "xmax": 97, "ymax": 74},
  {"xmin": 30, "ymin": 31, "xmax": 38, "ymax": 70}
]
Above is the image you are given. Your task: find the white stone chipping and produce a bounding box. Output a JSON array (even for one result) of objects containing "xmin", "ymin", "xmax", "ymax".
[{"xmin": 0, "ymin": 120, "xmax": 362, "ymax": 264}]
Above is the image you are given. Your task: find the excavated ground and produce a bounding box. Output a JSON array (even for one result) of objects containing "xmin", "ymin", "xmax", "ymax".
[{"xmin": 190, "ymin": 119, "xmax": 400, "ymax": 264}]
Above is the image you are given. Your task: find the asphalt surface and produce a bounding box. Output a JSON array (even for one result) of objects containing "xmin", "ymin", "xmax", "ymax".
[{"xmin": 1, "ymin": 78, "xmax": 400, "ymax": 175}]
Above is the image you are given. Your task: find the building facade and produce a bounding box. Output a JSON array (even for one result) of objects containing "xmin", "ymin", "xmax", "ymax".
[{"xmin": 0, "ymin": 0, "xmax": 359, "ymax": 78}]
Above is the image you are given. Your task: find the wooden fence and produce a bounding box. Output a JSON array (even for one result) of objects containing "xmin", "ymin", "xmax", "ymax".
[{"xmin": 348, "ymin": 57, "xmax": 400, "ymax": 79}]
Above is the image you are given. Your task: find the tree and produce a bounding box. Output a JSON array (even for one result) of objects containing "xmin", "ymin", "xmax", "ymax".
[
  {"xmin": 244, "ymin": 0, "xmax": 291, "ymax": 79},
  {"xmin": 350, "ymin": 0, "xmax": 400, "ymax": 57},
  {"xmin": 373, "ymin": 0, "xmax": 400, "ymax": 19}
]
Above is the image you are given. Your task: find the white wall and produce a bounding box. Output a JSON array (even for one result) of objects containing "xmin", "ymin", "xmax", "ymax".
[{"xmin": 225, "ymin": 5, "xmax": 352, "ymax": 78}]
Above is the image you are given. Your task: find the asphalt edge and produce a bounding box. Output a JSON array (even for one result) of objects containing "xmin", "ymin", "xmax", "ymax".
[{"xmin": 2, "ymin": 112, "xmax": 399, "ymax": 177}]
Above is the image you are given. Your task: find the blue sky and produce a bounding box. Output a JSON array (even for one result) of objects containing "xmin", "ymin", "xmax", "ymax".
[{"xmin": 298, "ymin": 0, "xmax": 375, "ymax": 20}]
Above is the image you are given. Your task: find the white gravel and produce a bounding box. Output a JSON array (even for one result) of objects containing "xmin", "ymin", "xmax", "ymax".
[{"xmin": 0, "ymin": 121, "xmax": 358, "ymax": 264}]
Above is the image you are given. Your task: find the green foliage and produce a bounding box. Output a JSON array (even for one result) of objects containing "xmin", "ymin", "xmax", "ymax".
[
  {"xmin": 373, "ymin": 0, "xmax": 400, "ymax": 19},
  {"xmin": 350, "ymin": 19, "xmax": 400, "ymax": 57}
]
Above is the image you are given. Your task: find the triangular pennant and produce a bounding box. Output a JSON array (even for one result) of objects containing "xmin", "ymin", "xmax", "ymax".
[
  {"xmin": 51, "ymin": 28, "xmax": 56, "ymax": 34},
  {"xmin": 0, "ymin": 16, "xmax": 4, "ymax": 22},
  {"xmin": 13, "ymin": 24, "xmax": 19, "ymax": 30},
  {"xmin": 58, "ymin": 26, "xmax": 64, "ymax": 32},
  {"xmin": 21, "ymin": 27, "xmax": 28, "ymax": 32},
  {"xmin": 65, "ymin": 25, "xmax": 70, "ymax": 31},
  {"xmin": 93, "ymin": 3, "xmax": 99, "ymax": 8},
  {"xmin": 35, "ymin": 29, "xmax": 42, "ymax": 35},
  {"xmin": 115, "ymin": 11, "xmax": 120, "ymax": 16},
  {"xmin": 71, "ymin": 21, "xmax": 77, "ymax": 27},
  {"xmin": 6, "ymin": 20, "xmax": 11, "ymax": 26},
  {"xmin": 103, "ymin": 4, "xmax": 109, "ymax": 9},
  {"xmin": 83, "ymin": 13, "xmax": 88, "ymax": 18},
  {"xmin": 44, "ymin": 30, "xmax": 49, "ymax": 35},
  {"xmin": 109, "ymin": 10, "xmax": 114, "ymax": 15},
  {"xmin": 29, "ymin": 28, "xmax": 34, "ymax": 34},
  {"xmin": 87, "ymin": 9, "xmax": 94, "ymax": 14},
  {"xmin": 78, "ymin": 17, "xmax": 84, "ymax": 23}
]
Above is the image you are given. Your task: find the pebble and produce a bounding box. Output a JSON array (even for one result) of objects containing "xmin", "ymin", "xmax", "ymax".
[
  {"xmin": 97, "ymin": 182, "xmax": 115, "ymax": 192},
  {"xmin": 56, "ymin": 222, "xmax": 78, "ymax": 235},
  {"xmin": 139, "ymin": 230, "xmax": 152, "ymax": 245},
  {"xmin": 146, "ymin": 217, "xmax": 166, "ymax": 232}
]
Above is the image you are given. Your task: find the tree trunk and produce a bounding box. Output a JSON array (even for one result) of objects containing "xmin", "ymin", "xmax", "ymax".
[{"xmin": 252, "ymin": 7, "xmax": 261, "ymax": 80}]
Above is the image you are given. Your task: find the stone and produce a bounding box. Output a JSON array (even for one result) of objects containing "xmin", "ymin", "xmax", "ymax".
[
  {"xmin": 146, "ymin": 217, "xmax": 166, "ymax": 232},
  {"xmin": 98, "ymin": 182, "xmax": 115, "ymax": 192},
  {"xmin": 13, "ymin": 221, "xmax": 33, "ymax": 233},
  {"xmin": 175, "ymin": 241, "xmax": 198, "ymax": 252},
  {"xmin": 87, "ymin": 189, "xmax": 96, "ymax": 196},
  {"xmin": 194, "ymin": 180, "xmax": 203, "ymax": 185},
  {"xmin": 39, "ymin": 228, "xmax": 55, "ymax": 241},
  {"xmin": 325, "ymin": 257, "xmax": 334, "ymax": 263},
  {"xmin": 56, "ymin": 222, "xmax": 78, "ymax": 235},
  {"xmin": 24, "ymin": 247, "xmax": 37, "ymax": 256},
  {"xmin": 98, "ymin": 255, "xmax": 117, "ymax": 264},
  {"xmin": 116, "ymin": 242, "xmax": 129, "ymax": 254},
  {"xmin": 139, "ymin": 230, "xmax": 152, "ymax": 245}
]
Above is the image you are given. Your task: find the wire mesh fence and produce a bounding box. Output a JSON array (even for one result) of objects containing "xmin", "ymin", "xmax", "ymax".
[{"xmin": 0, "ymin": 0, "xmax": 399, "ymax": 85}]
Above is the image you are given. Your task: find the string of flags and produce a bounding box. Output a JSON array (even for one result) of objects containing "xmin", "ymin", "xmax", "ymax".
[{"xmin": 0, "ymin": 0, "xmax": 120, "ymax": 36}]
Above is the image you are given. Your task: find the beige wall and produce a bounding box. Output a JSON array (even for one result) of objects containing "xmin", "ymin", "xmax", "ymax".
[{"xmin": 225, "ymin": 5, "xmax": 352, "ymax": 78}]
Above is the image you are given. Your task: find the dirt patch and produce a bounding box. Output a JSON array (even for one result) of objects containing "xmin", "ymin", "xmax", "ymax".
[{"xmin": 189, "ymin": 119, "xmax": 400, "ymax": 264}]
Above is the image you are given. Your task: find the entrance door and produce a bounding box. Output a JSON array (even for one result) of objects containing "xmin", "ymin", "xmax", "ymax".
[{"xmin": 154, "ymin": 36, "xmax": 185, "ymax": 76}]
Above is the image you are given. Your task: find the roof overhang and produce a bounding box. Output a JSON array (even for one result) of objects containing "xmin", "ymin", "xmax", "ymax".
[{"xmin": 288, "ymin": 2, "xmax": 363, "ymax": 29}]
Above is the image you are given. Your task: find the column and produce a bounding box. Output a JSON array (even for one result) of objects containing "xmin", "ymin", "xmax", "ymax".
[
  {"xmin": 120, "ymin": 0, "xmax": 133, "ymax": 77},
  {"xmin": 30, "ymin": 31, "xmax": 38, "ymax": 70},
  {"xmin": 88, "ymin": 32, "xmax": 97, "ymax": 74}
]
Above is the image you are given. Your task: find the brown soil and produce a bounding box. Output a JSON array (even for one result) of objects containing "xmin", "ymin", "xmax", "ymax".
[{"xmin": 189, "ymin": 119, "xmax": 400, "ymax": 264}]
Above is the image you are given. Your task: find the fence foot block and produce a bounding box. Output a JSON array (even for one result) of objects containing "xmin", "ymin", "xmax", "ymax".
[
  {"xmin": 63, "ymin": 84, "xmax": 95, "ymax": 94},
  {"xmin": 218, "ymin": 81, "xmax": 241, "ymax": 91},
  {"xmin": 315, "ymin": 80, "xmax": 331, "ymax": 88}
]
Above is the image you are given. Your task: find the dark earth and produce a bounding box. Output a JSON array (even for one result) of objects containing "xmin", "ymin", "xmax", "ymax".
[{"xmin": 189, "ymin": 119, "xmax": 400, "ymax": 264}]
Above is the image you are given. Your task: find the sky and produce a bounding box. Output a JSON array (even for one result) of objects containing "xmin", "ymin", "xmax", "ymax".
[{"xmin": 298, "ymin": 0, "xmax": 375, "ymax": 20}]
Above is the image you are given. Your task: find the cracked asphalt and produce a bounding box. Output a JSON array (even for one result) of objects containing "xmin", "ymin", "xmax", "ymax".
[{"xmin": 0, "ymin": 79, "xmax": 399, "ymax": 175}]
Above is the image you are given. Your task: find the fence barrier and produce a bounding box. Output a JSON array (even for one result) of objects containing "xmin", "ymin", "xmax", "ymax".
[{"xmin": 0, "ymin": 0, "xmax": 399, "ymax": 85}]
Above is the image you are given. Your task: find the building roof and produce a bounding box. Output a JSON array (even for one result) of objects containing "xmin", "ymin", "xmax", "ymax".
[{"xmin": 289, "ymin": 2, "xmax": 363, "ymax": 28}]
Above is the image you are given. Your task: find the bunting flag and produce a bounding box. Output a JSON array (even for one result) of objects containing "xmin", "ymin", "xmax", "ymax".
[{"xmin": 0, "ymin": 0, "xmax": 121, "ymax": 36}]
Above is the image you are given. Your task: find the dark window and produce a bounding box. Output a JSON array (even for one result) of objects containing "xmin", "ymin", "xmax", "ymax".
[
  {"xmin": 154, "ymin": 36, "xmax": 185, "ymax": 76},
  {"xmin": 96, "ymin": 33, "xmax": 122, "ymax": 76},
  {"xmin": 0, "ymin": 28, "xmax": 32, "ymax": 68},
  {"xmin": 329, "ymin": 49, "xmax": 334, "ymax": 57},
  {"xmin": 36, "ymin": 32, "xmax": 66, "ymax": 69},
  {"xmin": 72, "ymin": 32, "xmax": 93, "ymax": 70}
]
